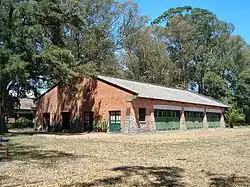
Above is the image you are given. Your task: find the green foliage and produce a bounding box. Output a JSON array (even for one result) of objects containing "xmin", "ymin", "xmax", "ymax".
[
  {"xmin": 225, "ymin": 106, "xmax": 245, "ymax": 128},
  {"xmin": 233, "ymin": 48, "xmax": 250, "ymax": 122},
  {"xmin": 202, "ymin": 72, "xmax": 227, "ymax": 100},
  {"xmin": 152, "ymin": 6, "xmax": 234, "ymax": 89},
  {"xmin": 123, "ymin": 26, "xmax": 172, "ymax": 85},
  {"xmin": 10, "ymin": 117, "xmax": 34, "ymax": 129},
  {"xmin": 93, "ymin": 119, "xmax": 108, "ymax": 132}
]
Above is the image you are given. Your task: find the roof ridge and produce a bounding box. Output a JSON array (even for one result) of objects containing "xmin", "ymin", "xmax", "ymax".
[{"xmin": 98, "ymin": 75, "xmax": 187, "ymax": 92}]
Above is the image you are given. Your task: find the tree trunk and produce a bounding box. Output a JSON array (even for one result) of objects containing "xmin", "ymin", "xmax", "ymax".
[
  {"xmin": 198, "ymin": 83, "xmax": 204, "ymax": 94},
  {"xmin": 182, "ymin": 61, "xmax": 188, "ymax": 90},
  {"xmin": 229, "ymin": 123, "xmax": 234, "ymax": 128},
  {"xmin": 0, "ymin": 96, "xmax": 8, "ymax": 133}
]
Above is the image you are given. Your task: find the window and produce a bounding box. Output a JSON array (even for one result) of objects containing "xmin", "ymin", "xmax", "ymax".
[
  {"xmin": 167, "ymin": 111, "xmax": 172, "ymax": 117},
  {"xmin": 159, "ymin": 111, "xmax": 162, "ymax": 117},
  {"xmin": 139, "ymin": 108, "xmax": 146, "ymax": 121},
  {"xmin": 154, "ymin": 110, "xmax": 158, "ymax": 117},
  {"xmin": 163, "ymin": 111, "xmax": 167, "ymax": 117},
  {"xmin": 84, "ymin": 113, "xmax": 90, "ymax": 123}
]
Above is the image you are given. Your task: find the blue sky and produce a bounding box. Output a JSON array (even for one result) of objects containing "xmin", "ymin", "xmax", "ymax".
[{"xmin": 134, "ymin": 0, "xmax": 250, "ymax": 44}]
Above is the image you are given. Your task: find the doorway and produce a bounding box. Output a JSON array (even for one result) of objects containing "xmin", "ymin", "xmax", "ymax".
[
  {"xmin": 43, "ymin": 113, "xmax": 50, "ymax": 131},
  {"xmin": 61, "ymin": 112, "xmax": 70, "ymax": 130},
  {"xmin": 84, "ymin": 112, "xmax": 93, "ymax": 131},
  {"xmin": 109, "ymin": 111, "xmax": 121, "ymax": 132}
]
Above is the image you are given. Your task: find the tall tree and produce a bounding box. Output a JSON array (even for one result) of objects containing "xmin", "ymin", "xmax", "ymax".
[
  {"xmin": 0, "ymin": 0, "xmax": 36, "ymax": 132},
  {"xmin": 122, "ymin": 26, "xmax": 172, "ymax": 85},
  {"xmin": 203, "ymin": 35, "xmax": 247, "ymax": 101},
  {"xmin": 233, "ymin": 46, "xmax": 250, "ymax": 122},
  {"xmin": 152, "ymin": 6, "xmax": 234, "ymax": 90}
]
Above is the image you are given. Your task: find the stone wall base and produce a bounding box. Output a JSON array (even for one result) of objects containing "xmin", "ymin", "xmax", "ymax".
[
  {"xmin": 122, "ymin": 116, "xmax": 138, "ymax": 133},
  {"xmin": 123, "ymin": 116, "xmax": 155, "ymax": 133},
  {"xmin": 220, "ymin": 114, "xmax": 226, "ymax": 128}
]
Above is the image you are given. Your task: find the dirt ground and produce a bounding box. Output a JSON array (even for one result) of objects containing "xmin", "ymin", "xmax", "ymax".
[{"xmin": 1, "ymin": 127, "xmax": 250, "ymax": 187}]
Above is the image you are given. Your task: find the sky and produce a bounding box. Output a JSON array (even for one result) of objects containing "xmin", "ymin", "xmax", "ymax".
[{"xmin": 134, "ymin": 0, "xmax": 250, "ymax": 44}]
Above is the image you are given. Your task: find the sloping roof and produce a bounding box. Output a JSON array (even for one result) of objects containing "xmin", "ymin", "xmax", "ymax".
[
  {"xmin": 18, "ymin": 98, "xmax": 36, "ymax": 110},
  {"xmin": 98, "ymin": 76, "xmax": 228, "ymax": 108}
]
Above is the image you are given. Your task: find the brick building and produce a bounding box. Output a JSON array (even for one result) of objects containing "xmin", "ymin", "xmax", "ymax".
[{"xmin": 36, "ymin": 76, "xmax": 228, "ymax": 133}]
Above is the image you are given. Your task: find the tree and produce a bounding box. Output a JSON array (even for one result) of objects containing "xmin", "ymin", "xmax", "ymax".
[
  {"xmin": 202, "ymin": 35, "xmax": 247, "ymax": 101},
  {"xmin": 34, "ymin": 0, "xmax": 146, "ymax": 78},
  {"xmin": 152, "ymin": 6, "xmax": 234, "ymax": 90},
  {"xmin": 233, "ymin": 47, "xmax": 250, "ymax": 123},
  {"xmin": 122, "ymin": 26, "xmax": 172, "ymax": 85},
  {"xmin": 0, "ymin": 0, "xmax": 35, "ymax": 132}
]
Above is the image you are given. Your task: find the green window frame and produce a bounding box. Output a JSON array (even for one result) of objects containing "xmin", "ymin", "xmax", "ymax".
[
  {"xmin": 207, "ymin": 113, "xmax": 220, "ymax": 128},
  {"xmin": 185, "ymin": 111, "xmax": 204, "ymax": 129},
  {"xmin": 154, "ymin": 109, "xmax": 180, "ymax": 131}
]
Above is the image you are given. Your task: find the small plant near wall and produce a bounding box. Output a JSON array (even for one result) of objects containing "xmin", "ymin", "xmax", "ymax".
[
  {"xmin": 93, "ymin": 119, "xmax": 108, "ymax": 132},
  {"xmin": 9, "ymin": 117, "xmax": 34, "ymax": 129},
  {"xmin": 226, "ymin": 106, "xmax": 245, "ymax": 128}
]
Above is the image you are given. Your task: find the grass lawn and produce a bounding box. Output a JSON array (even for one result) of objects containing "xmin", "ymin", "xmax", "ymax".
[{"xmin": 0, "ymin": 128, "xmax": 250, "ymax": 187}]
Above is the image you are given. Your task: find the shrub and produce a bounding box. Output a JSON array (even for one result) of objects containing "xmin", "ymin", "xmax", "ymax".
[
  {"xmin": 225, "ymin": 106, "xmax": 245, "ymax": 128},
  {"xmin": 11, "ymin": 117, "xmax": 34, "ymax": 129},
  {"xmin": 93, "ymin": 119, "xmax": 108, "ymax": 132}
]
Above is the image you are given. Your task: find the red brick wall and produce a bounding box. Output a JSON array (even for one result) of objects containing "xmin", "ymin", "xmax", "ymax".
[{"xmin": 36, "ymin": 77, "xmax": 135, "ymax": 128}]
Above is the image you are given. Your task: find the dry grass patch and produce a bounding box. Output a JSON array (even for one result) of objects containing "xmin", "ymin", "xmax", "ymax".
[{"xmin": 0, "ymin": 128, "xmax": 250, "ymax": 187}]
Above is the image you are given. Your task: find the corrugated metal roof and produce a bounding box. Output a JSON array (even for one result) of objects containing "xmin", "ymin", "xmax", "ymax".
[{"xmin": 98, "ymin": 76, "xmax": 228, "ymax": 108}]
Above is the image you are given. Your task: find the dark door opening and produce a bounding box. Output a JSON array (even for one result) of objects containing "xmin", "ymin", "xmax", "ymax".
[
  {"xmin": 84, "ymin": 112, "xmax": 93, "ymax": 131},
  {"xmin": 61, "ymin": 112, "xmax": 70, "ymax": 130},
  {"xmin": 43, "ymin": 113, "xmax": 50, "ymax": 131}
]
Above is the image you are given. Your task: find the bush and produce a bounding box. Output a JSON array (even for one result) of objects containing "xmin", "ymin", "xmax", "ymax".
[
  {"xmin": 225, "ymin": 106, "xmax": 245, "ymax": 128},
  {"xmin": 10, "ymin": 117, "xmax": 34, "ymax": 129},
  {"xmin": 93, "ymin": 119, "xmax": 108, "ymax": 132}
]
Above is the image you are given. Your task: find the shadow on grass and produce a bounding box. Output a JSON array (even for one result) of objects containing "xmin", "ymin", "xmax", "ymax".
[
  {"xmin": 6, "ymin": 131, "xmax": 85, "ymax": 137},
  {"xmin": 0, "ymin": 143, "xmax": 78, "ymax": 167},
  {"xmin": 63, "ymin": 166, "xmax": 185, "ymax": 187},
  {"xmin": 207, "ymin": 172, "xmax": 250, "ymax": 187}
]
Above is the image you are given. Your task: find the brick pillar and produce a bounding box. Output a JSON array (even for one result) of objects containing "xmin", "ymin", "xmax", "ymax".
[
  {"xmin": 180, "ymin": 108, "xmax": 186, "ymax": 131},
  {"xmin": 203, "ymin": 111, "xmax": 208, "ymax": 128},
  {"xmin": 220, "ymin": 113, "xmax": 226, "ymax": 128}
]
